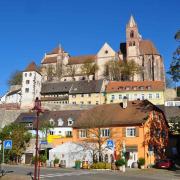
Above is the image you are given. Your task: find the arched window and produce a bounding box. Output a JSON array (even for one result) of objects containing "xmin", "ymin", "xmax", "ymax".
[
  {"xmin": 133, "ymin": 41, "xmax": 136, "ymax": 46},
  {"xmin": 130, "ymin": 30, "xmax": 134, "ymax": 38}
]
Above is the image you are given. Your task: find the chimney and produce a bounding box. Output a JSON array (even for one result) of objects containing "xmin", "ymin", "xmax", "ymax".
[{"xmin": 122, "ymin": 96, "xmax": 128, "ymax": 109}]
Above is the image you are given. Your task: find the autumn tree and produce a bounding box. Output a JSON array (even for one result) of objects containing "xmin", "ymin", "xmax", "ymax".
[
  {"xmin": 0, "ymin": 123, "xmax": 31, "ymax": 163},
  {"xmin": 169, "ymin": 116, "xmax": 180, "ymax": 135},
  {"xmin": 47, "ymin": 65, "xmax": 54, "ymax": 81},
  {"xmin": 167, "ymin": 30, "xmax": 180, "ymax": 94},
  {"xmin": 76, "ymin": 108, "xmax": 113, "ymax": 162},
  {"xmin": 8, "ymin": 70, "xmax": 22, "ymax": 86},
  {"xmin": 81, "ymin": 61, "xmax": 99, "ymax": 80},
  {"xmin": 67, "ymin": 64, "xmax": 77, "ymax": 80}
]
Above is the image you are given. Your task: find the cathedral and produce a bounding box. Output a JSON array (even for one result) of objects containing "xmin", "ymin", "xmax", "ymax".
[{"xmin": 40, "ymin": 15, "xmax": 165, "ymax": 83}]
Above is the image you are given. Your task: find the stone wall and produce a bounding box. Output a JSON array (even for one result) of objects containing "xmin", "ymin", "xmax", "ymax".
[{"xmin": 0, "ymin": 109, "xmax": 27, "ymax": 128}]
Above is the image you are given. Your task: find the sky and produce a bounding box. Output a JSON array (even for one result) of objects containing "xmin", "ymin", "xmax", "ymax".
[{"xmin": 0, "ymin": 0, "xmax": 179, "ymax": 96}]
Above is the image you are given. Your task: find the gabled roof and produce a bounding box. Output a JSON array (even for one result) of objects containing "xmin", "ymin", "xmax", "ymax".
[
  {"xmin": 69, "ymin": 80, "xmax": 104, "ymax": 94},
  {"xmin": 24, "ymin": 62, "xmax": 40, "ymax": 74},
  {"xmin": 6, "ymin": 89, "xmax": 21, "ymax": 96},
  {"xmin": 41, "ymin": 81, "xmax": 73, "ymax": 94},
  {"xmin": 139, "ymin": 40, "xmax": 159, "ymax": 55},
  {"xmin": 41, "ymin": 56, "xmax": 57, "ymax": 64},
  {"xmin": 68, "ymin": 55, "xmax": 96, "ymax": 65},
  {"xmin": 73, "ymin": 100, "xmax": 159, "ymax": 128},
  {"xmin": 106, "ymin": 81, "xmax": 165, "ymax": 93}
]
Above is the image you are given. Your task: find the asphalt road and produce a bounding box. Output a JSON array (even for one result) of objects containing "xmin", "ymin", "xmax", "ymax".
[{"xmin": 1, "ymin": 164, "xmax": 180, "ymax": 180}]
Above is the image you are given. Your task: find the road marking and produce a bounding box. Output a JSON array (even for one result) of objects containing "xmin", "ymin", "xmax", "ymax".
[{"xmin": 40, "ymin": 171, "xmax": 96, "ymax": 179}]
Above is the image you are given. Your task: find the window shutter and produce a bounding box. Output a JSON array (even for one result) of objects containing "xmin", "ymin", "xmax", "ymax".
[
  {"xmin": 136, "ymin": 127, "xmax": 139, "ymax": 137},
  {"xmin": 122, "ymin": 127, "xmax": 126, "ymax": 137}
]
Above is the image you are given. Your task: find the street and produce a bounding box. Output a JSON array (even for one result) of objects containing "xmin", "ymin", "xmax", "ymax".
[{"xmin": 1, "ymin": 164, "xmax": 180, "ymax": 180}]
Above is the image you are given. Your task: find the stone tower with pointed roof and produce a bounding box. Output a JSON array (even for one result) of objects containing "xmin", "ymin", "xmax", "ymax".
[
  {"xmin": 122, "ymin": 15, "xmax": 165, "ymax": 82},
  {"xmin": 21, "ymin": 62, "xmax": 42, "ymax": 109}
]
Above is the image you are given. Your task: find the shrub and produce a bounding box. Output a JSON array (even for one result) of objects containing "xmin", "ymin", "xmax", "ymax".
[
  {"xmin": 91, "ymin": 162, "xmax": 111, "ymax": 169},
  {"xmin": 138, "ymin": 158, "xmax": 145, "ymax": 166},
  {"xmin": 115, "ymin": 159, "xmax": 126, "ymax": 166},
  {"xmin": 39, "ymin": 155, "xmax": 47, "ymax": 163},
  {"xmin": 54, "ymin": 158, "xmax": 59, "ymax": 164}
]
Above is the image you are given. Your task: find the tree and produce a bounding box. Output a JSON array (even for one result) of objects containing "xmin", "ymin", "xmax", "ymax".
[
  {"xmin": 67, "ymin": 64, "xmax": 77, "ymax": 80},
  {"xmin": 169, "ymin": 116, "xmax": 180, "ymax": 135},
  {"xmin": 81, "ymin": 61, "xmax": 99, "ymax": 80},
  {"xmin": 77, "ymin": 108, "xmax": 113, "ymax": 162},
  {"xmin": 55, "ymin": 62, "xmax": 63, "ymax": 80},
  {"xmin": 122, "ymin": 60, "xmax": 142, "ymax": 81},
  {"xmin": 167, "ymin": 30, "xmax": 180, "ymax": 93},
  {"xmin": 0, "ymin": 123, "xmax": 31, "ymax": 163},
  {"xmin": 8, "ymin": 70, "xmax": 22, "ymax": 86},
  {"xmin": 47, "ymin": 65, "xmax": 54, "ymax": 81},
  {"xmin": 104, "ymin": 60, "xmax": 122, "ymax": 81}
]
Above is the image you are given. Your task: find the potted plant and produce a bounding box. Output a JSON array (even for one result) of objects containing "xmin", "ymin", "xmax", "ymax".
[
  {"xmin": 75, "ymin": 160, "xmax": 81, "ymax": 169},
  {"xmin": 138, "ymin": 158, "xmax": 145, "ymax": 169},
  {"xmin": 54, "ymin": 158, "xmax": 60, "ymax": 168},
  {"xmin": 115, "ymin": 159, "xmax": 126, "ymax": 172}
]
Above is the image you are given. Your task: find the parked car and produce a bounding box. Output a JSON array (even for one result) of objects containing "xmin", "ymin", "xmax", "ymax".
[{"xmin": 155, "ymin": 159, "xmax": 175, "ymax": 169}]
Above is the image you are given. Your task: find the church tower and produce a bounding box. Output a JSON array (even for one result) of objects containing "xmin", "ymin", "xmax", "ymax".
[
  {"xmin": 126, "ymin": 15, "xmax": 142, "ymax": 58},
  {"xmin": 21, "ymin": 62, "xmax": 42, "ymax": 109}
]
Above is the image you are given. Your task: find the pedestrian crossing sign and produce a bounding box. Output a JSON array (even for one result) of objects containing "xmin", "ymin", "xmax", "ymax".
[{"xmin": 4, "ymin": 140, "xmax": 12, "ymax": 149}]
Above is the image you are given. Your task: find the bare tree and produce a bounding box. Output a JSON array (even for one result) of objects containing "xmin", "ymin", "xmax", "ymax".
[
  {"xmin": 56, "ymin": 62, "xmax": 63, "ymax": 80},
  {"xmin": 81, "ymin": 61, "xmax": 99, "ymax": 80},
  {"xmin": 76, "ymin": 108, "xmax": 113, "ymax": 162},
  {"xmin": 47, "ymin": 65, "xmax": 54, "ymax": 81},
  {"xmin": 67, "ymin": 64, "xmax": 77, "ymax": 80}
]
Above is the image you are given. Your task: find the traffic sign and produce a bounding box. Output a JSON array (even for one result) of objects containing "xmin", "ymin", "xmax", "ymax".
[
  {"xmin": 4, "ymin": 140, "xmax": 12, "ymax": 149},
  {"xmin": 107, "ymin": 140, "xmax": 114, "ymax": 149},
  {"xmin": 40, "ymin": 140, "xmax": 47, "ymax": 145}
]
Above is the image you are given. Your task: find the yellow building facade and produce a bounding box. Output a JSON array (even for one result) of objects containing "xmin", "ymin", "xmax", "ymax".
[{"xmin": 106, "ymin": 81, "xmax": 165, "ymax": 105}]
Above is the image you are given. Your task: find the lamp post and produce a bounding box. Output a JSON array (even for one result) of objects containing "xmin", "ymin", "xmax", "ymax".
[{"xmin": 33, "ymin": 97, "xmax": 42, "ymax": 180}]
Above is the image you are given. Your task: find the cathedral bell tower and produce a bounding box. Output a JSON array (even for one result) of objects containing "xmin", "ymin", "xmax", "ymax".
[{"xmin": 126, "ymin": 15, "xmax": 142, "ymax": 58}]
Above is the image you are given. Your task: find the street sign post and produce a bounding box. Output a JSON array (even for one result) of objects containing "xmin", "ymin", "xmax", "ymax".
[
  {"xmin": 107, "ymin": 140, "xmax": 114, "ymax": 149},
  {"xmin": 2, "ymin": 140, "xmax": 13, "ymax": 164}
]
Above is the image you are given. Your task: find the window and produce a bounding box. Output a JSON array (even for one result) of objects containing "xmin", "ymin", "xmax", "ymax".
[
  {"xmin": 25, "ymin": 73, "xmax": 27, "ymax": 77},
  {"xmin": 119, "ymin": 94, "xmax": 122, "ymax": 100},
  {"xmin": 147, "ymin": 86, "xmax": 151, "ymax": 90},
  {"xmin": 72, "ymin": 102, "xmax": 76, "ymax": 104},
  {"xmin": 139, "ymin": 86, "xmax": 144, "ymax": 90},
  {"xmin": 80, "ymin": 101, "xmax": 84, "ymax": 105},
  {"xmin": 129, "ymin": 42, "xmax": 132, "ymax": 46},
  {"xmin": 72, "ymin": 95, "xmax": 76, "ymax": 98},
  {"xmin": 25, "ymin": 88, "xmax": 29, "ymax": 93},
  {"xmin": 88, "ymin": 101, "xmax": 91, "ymax": 104},
  {"xmin": 49, "ymin": 130, "xmax": 54, "ymax": 135},
  {"xmin": 141, "ymin": 94, "xmax": 145, "ymax": 100},
  {"xmin": 29, "ymin": 73, "xmax": 32, "ymax": 77},
  {"xmin": 101, "ymin": 128, "xmax": 110, "ymax": 137},
  {"xmin": 126, "ymin": 94, "xmax": 129, "ymax": 99},
  {"xmin": 111, "ymin": 95, "xmax": 115, "ymax": 100},
  {"xmin": 149, "ymin": 94, "xmax": 152, "ymax": 99},
  {"xmin": 96, "ymin": 101, "xmax": 99, "ymax": 105},
  {"xmin": 105, "ymin": 50, "xmax": 108, "ymax": 54},
  {"xmin": 156, "ymin": 93, "xmax": 160, "ymax": 99},
  {"xmin": 134, "ymin": 94, "xmax": 137, "ymax": 100},
  {"xmin": 133, "ymin": 86, "xmax": 137, "ymax": 90},
  {"xmin": 126, "ymin": 127, "xmax": 136, "ymax": 137},
  {"xmin": 81, "ymin": 94, "xmax": 84, "ymax": 97},
  {"xmin": 66, "ymin": 131, "xmax": 72, "ymax": 137},
  {"xmin": 58, "ymin": 118, "xmax": 63, "ymax": 126},
  {"xmin": 125, "ymin": 86, "xmax": 130, "ymax": 90},
  {"xmin": 88, "ymin": 94, "xmax": 91, "ymax": 97},
  {"xmin": 49, "ymin": 119, "xmax": 55, "ymax": 126},
  {"xmin": 132, "ymin": 41, "xmax": 135, "ymax": 46},
  {"xmin": 68, "ymin": 118, "xmax": 73, "ymax": 126},
  {"xmin": 79, "ymin": 129, "xmax": 87, "ymax": 138},
  {"xmin": 130, "ymin": 31, "xmax": 134, "ymax": 38}
]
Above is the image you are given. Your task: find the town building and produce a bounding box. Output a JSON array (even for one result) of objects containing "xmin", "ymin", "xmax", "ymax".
[
  {"xmin": 73, "ymin": 100, "xmax": 169, "ymax": 167},
  {"xmin": 105, "ymin": 81, "xmax": 165, "ymax": 105}
]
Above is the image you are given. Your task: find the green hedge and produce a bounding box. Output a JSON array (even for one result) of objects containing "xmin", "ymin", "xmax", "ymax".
[{"xmin": 91, "ymin": 162, "xmax": 111, "ymax": 169}]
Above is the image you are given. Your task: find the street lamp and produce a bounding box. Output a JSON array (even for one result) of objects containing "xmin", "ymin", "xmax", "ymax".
[{"xmin": 32, "ymin": 97, "xmax": 42, "ymax": 180}]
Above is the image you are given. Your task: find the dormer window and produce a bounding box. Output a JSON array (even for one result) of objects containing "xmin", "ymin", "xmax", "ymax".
[
  {"xmin": 58, "ymin": 118, "xmax": 64, "ymax": 126},
  {"xmin": 49, "ymin": 118, "xmax": 55, "ymax": 126},
  {"xmin": 125, "ymin": 86, "xmax": 130, "ymax": 90},
  {"xmin": 68, "ymin": 118, "xmax": 73, "ymax": 126},
  {"xmin": 139, "ymin": 86, "xmax": 144, "ymax": 90}
]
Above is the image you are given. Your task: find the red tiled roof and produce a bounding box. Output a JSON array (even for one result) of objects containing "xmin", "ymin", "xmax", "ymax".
[
  {"xmin": 41, "ymin": 56, "xmax": 57, "ymax": 64},
  {"xmin": 73, "ymin": 100, "xmax": 157, "ymax": 128},
  {"xmin": 139, "ymin": 40, "xmax": 159, "ymax": 55},
  {"xmin": 106, "ymin": 81, "xmax": 165, "ymax": 93},
  {"xmin": 25, "ymin": 62, "xmax": 40, "ymax": 74},
  {"xmin": 68, "ymin": 55, "xmax": 96, "ymax": 65}
]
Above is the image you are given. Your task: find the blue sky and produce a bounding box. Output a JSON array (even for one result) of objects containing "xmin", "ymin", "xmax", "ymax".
[{"xmin": 0, "ymin": 0, "xmax": 179, "ymax": 96}]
